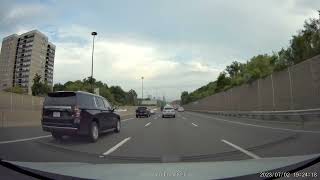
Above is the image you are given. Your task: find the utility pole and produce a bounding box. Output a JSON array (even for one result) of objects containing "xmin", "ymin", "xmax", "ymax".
[
  {"xmin": 91, "ymin": 32, "xmax": 97, "ymax": 93},
  {"xmin": 141, "ymin": 76, "xmax": 144, "ymax": 103}
]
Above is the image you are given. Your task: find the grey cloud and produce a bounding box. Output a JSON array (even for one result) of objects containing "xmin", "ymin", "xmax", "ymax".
[{"xmin": 1, "ymin": 0, "xmax": 320, "ymax": 100}]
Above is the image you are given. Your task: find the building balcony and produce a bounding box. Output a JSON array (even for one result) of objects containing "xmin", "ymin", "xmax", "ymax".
[
  {"xmin": 15, "ymin": 69, "xmax": 30, "ymax": 73},
  {"xmin": 15, "ymin": 75, "xmax": 29, "ymax": 78},
  {"xmin": 16, "ymin": 54, "xmax": 31, "ymax": 58}
]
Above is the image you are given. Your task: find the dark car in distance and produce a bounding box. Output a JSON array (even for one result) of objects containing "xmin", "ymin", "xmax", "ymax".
[
  {"xmin": 42, "ymin": 91, "xmax": 120, "ymax": 142},
  {"xmin": 136, "ymin": 106, "xmax": 150, "ymax": 118}
]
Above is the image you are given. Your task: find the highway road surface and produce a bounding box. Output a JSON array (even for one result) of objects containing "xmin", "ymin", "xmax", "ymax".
[{"xmin": 0, "ymin": 111, "xmax": 320, "ymax": 179}]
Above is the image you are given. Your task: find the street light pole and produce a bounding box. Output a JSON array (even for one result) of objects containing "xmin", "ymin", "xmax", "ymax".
[
  {"xmin": 141, "ymin": 76, "xmax": 144, "ymax": 102},
  {"xmin": 91, "ymin": 32, "xmax": 97, "ymax": 93}
]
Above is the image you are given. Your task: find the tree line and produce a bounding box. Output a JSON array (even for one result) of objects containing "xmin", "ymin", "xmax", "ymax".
[
  {"xmin": 5, "ymin": 75, "xmax": 138, "ymax": 106},
  {"xmin": 181, "ymin": 13, "xmax": 320, "ymax": 105},
  {"xmin": 53, "ymin": 77, "xmax": 138, "ymax": 106}
]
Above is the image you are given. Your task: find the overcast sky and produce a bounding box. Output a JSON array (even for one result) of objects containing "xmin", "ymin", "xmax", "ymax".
[{"xmin": 0, "ymin": 0, "xmax": 319, "ymax": 101}]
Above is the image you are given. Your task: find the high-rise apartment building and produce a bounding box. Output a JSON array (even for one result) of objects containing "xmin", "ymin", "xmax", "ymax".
[{"xmin": 0, "ymin": 30, "xmax": 55, "ymax": 94}]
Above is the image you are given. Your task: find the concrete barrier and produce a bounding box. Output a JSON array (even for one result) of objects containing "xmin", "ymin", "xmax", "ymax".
[
  {"xmin": 0, "ymin": 106, "xmax": 140, "ymax": 128},
  {"xmin": 186, "ymin": 108, "xmax": 320, "ymax": 123},
  {"xmin": 0, "ymin": 111, "xmax": 41, "ymax": 127}
]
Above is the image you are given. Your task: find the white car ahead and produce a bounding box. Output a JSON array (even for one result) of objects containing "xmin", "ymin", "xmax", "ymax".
[
  {"xmin": 162, "ymin": 107, "xmax": 175, "ymax": 118},
  {"xmin": 150, "ymin": 109, "xmax": 155, "ymax": 115},
  {"xmin": 178, "ymin": 107, "xmax": 184, "ymax": 112}
]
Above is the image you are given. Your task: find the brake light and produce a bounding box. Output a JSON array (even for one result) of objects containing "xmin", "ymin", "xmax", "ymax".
[{"xmin": 73, "ymin": 106, "xmax": 81, "ymax": 118}]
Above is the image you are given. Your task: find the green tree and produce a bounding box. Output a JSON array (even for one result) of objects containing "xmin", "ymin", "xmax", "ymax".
[
  {"xmin": 4, "ymin": 86, "xmax": 24, "ymax": 94},
  {"xmin": 31, "ymin": 74, "xmax": 42, "ymax": 96},
  {"xmin": 216, "ymin": 72, "xmax": 231, "ymax": 92},
  {"xmin": 243, "ymin": 54, "xmax": 275, "ymax": 83},
  {"xmin": 42, "ymin": 81, "xmax": 52, "ymax": 95},
  {"xmin": 31, "ymin": 74, "xmax": 51, "ymax": 96},
  {"xmin": 110, "ymin": 86, "xmax": 127, "ymax": 105},
  {"xmin": 226, "ymin": 61, "xmax": 242, "ymax": 78},
  {"xmin": 64, "ymin": 80, "xmax": 83, "ymax": 91},
  {"xmin": 50, "ymin": 77, "xmax": 139, "ymax": 105},
  {"xmin": 127, "ymin": 89, "xmax": 137, "ymax": 105},
  {"xmin": 181, "ymin": 91, "xmax": 189, "ymax": 104},
  {"xmin": 100, "ymin": 87, "xmax": 115, "ymax": 104},
  {"xmin": 274, "ymin": 48, "xmax": 294, "ymax": 71},
  {"xmin": 53, "ymin": 83, "xmax": 65, "ymax": 91},
  {"xmin": 83, "ymin": 77, "xmax": 96, "ymax": 93}
]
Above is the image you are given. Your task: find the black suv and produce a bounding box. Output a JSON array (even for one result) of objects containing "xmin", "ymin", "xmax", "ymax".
[
  {"xmin": 42, "ymin": 91, "xmax": 120, "ymax": 142},
  {"xmin": 136, "ymin": 106, "xmax": 150, "ymax": 118}
]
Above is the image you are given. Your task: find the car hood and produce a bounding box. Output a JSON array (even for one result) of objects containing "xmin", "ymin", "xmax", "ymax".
[{"xmin": 4, "ymin": 153, "xmax": 320, "ymax": 180}]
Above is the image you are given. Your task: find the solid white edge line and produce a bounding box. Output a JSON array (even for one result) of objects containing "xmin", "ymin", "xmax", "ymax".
[
  {"xmin": 189, "ymin": 112, "xmax": 320, "ymax": 134},
  {"xmin": 145, "ymin": 122, "xmax": 152, "ymax": 127},
  {"xmin": 102, "ymin": 137, "xmax": 131, "ymax": 156},
  {"xmin": 191, "ymin": 123, "xmax": 198, "ymax": 127},
  {"xmin": 221, "ymin": 139, "xmax": 260, "ymax": 159},
  {"xmin": 0, "ymin": 135, "xmax": 52, "ymax": 145},
  {"xmin": 122, "ymin": 118, "xmax": 134, "ymax": 122}
]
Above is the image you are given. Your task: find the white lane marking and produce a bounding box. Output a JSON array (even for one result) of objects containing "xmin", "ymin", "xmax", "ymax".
[
  {"xmin": 103, "ymin": 137, "xmax": 131, "ymax": 156},
  {"xmin": 153, "ymin": 116, "xmax": 158, "ymax": 120},
  {"xmin": 181, "ymin": 116, "xmax": 186, "ymax": 120},
  {"xmin": 122, "ymin": 118, "xmax": 134, "ymax": 122},
  {"xmin": 189, "ymin": 112, "xmax": 320, "ymax": 134},
  {"xmin": 191, "ymin": 122, "xmax": 198, "ymax": 127},
  {"xmin": 145, "ymin": 122, "xmax": 152, "ymax": 127},
  {"xmin": 0, "ymin": 135, "xmax": 52, "ymax": 145},
  {"xmin": 221, "ymin": 139, "xmax": 260, "ymax": 159}
]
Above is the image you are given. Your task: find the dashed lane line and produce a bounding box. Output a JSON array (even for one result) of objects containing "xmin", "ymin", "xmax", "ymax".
[
  {"xmin": 191, "ymin": 122, "xmax": 198, "ymax": 127},
  {"xmin": 145, "ymin": 122, "xmax": 152, "ymax": 127},
  {"xmin": 0, "ymin": 135, "xmax": 52, "ymax": 145},
  {"xmin": 221, "ymin": 139, "xmax": 261, "ymax": 159},
  {"xmin": 122, "ymin": 118, "xmax": 134, "ymax": 122},
  {"xmin": 102, "ymin": 137, "xmax": 131, "ymax": 156}
]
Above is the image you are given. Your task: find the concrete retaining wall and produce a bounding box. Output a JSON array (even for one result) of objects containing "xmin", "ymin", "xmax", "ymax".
[{"xmin": 184, "ymin": 55, "xmax": 320, "ymax": 112}]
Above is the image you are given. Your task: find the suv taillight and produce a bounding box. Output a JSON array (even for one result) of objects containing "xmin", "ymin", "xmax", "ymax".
[{"xmin": 73, "ymin": 106, "xmax": 81, "ymax": 118}]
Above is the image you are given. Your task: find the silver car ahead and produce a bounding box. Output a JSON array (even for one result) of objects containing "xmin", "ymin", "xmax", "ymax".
[
  {"xmin": 162, "ymin": 107, "xmax": 175, "ymax": 118},
  {"xmin": 178, "ymin": 107, "xmax": 184, "ymax": 112}
]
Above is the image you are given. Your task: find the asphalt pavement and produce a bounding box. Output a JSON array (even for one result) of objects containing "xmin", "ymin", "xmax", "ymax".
[{"xmin": 0, "ymin": 111, "xmax": 320, "ymax": 178}]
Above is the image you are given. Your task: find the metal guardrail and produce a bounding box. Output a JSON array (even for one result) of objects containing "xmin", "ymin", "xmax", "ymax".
[
  {"xmin": 185, "ymin": 108, "xmax": 320, "ymax": 122},
  {"xmin": 1, "ymin": 112, "xmax": 3, "ymax": 128}
]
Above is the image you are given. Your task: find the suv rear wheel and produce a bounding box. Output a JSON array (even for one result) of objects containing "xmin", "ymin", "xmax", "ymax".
[
  {"xmin": 89, "ymin": 121, "xmax": 99, "ymax": 142},
  {"xmin": 52, "ymin": 132, "xmax": 62, "ymax": 140},
  {"xmin": 114, "ymin": 120, "xmax": 120, "ymax": 133}
]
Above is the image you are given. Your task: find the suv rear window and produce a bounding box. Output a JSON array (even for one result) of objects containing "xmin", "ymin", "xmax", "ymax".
[
  {"xmin": 138, "ymin": 107, "xmax": 147, "ymax": 110},
  {"xmin": 95, "ymin": 97, "xmax": 105, "ymax": 109},
  {"xmin": 44, "ymin": 92, "xmax": 76, "ymax": 106},
  {"xmin": 77, "ymin": 93, "xmax": 95, "ymax": 109},
  {"xmin": 164, "ymin": 107, "xmax": 173, "ymax": 110}
]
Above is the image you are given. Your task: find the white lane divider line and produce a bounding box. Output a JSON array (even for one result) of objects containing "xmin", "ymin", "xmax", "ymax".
[
  {"xmin": 191, "ymin": 123, "xmax": 198, "ymax": 127},
  {"xmin": 221, "ymin": 139, "xmax": 260, "ymax": 159},
  {"xmin": 182, "ymin": 116, "xmax": 186, "ymax": 120},
  {"xmin": 0, "ymin": 135, "xmax": 52, "ymax": 145},
  {"xmin": 122, "ymin": 118, "xmax": 134, "ymax": 122},
  {"xmin": 145, "ymin": 122, "xmax": 152, "ymax": 127},
  {"xmin": 103, "ymin": 137, "xmax": 131, "ymax": 156}
]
